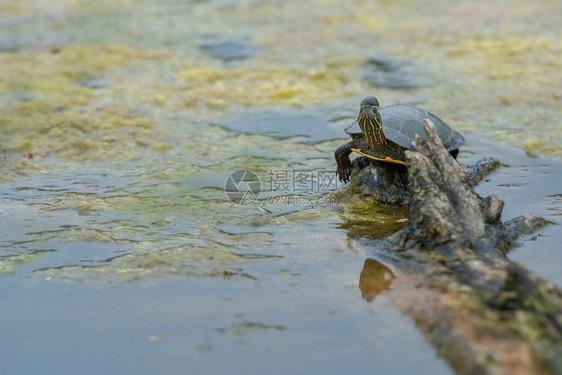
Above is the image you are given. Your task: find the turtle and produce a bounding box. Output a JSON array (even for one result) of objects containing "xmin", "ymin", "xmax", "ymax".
[{"xmin": 335, "ymin": 96, "xmax": 465, "ymax": 182}]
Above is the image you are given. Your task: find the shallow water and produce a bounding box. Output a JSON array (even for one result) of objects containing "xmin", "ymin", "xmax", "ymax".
[
  {"xmin": 1, "ymin": 0, "xmax": 561, "ymax": 373},
  {"xmin": 460, "ymin": 136, "xmax": 562, "ymax": 286}
]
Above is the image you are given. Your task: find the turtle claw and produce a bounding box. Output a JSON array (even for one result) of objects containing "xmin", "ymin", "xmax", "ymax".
[{"xmin": 337, "ymin": 167, "xmax": 351, "ymax": 183}]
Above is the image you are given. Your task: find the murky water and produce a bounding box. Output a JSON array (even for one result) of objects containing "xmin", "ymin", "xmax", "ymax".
[{"xmin": 1, "ymin": 0, "xmax": 561, "ymax": 373}]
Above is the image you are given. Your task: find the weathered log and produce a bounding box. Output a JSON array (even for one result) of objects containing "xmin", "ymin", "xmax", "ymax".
[
  {"xmin": 340, "ymin": 157, "xmax": 410, "ymax": 204},
  {"xmin": 337, "ymin": 153, "xmax": 499, "ymax": 205},
  {"xmin": 372, "ymin": 120, "xmax": 562, "ymax": 375}
]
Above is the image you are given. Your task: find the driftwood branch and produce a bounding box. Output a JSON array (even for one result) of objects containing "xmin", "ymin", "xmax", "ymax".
[{"xmin": 380, "ymin": 120, "xmax": 561, "ymax": 375}]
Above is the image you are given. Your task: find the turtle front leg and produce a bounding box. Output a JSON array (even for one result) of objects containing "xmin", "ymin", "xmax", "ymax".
[{"xmin": 335, "ymin": 141, "xmax": 355, "ymax": 183}]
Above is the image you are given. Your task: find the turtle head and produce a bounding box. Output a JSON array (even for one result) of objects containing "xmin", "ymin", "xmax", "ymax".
[
  {"xmin": 360, "ymin": 96, "xmax": 379, "ymax": 108},
  {"xmin": 358, "ymin": 96, "xmax": 384, "ymax": 147},
  {"xmin": 359, "ymin": 96, "xmax": 381, "ymax": 123},
  {"xmin": 359, "ymin": 96, "xmax": 380, "ymax": 121}
]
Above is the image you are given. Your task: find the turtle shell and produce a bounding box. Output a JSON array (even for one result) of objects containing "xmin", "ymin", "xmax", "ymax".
[{"xmin": 344, "ymin": 104, "xmax": 464, "ymax": 151}]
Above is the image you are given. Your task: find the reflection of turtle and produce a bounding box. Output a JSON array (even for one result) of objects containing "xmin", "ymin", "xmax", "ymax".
[
  {"xmin": 358, "ymin": 258, "xmax": 395, "ymax": 303},
  {"xmin": 335, "ymin": 96, "xmax": 465, "ymax": 182}
]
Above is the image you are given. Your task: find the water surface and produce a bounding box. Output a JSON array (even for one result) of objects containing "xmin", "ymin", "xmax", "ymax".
[{"xmin": 1, "ymin": 0, "xmax": 561, "ymax": 373}]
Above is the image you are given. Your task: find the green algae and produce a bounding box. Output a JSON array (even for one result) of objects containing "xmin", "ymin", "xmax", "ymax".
[
  {"xmin": 1, "ymin": 0, "xmax": 560, "ymax": 185},
  {"xmin": 0, "ymin": 254, "xmax": 33, "ymax": 276},
  {"xmin": 217, "ymin": 321, "xmax": 286, "ymax": 336},
  {"xmin": 1, "ymin": 0, "xmax": 561, "ymax": 285},
  {"xmin": 34, "ymin": 243, "xmax": 279, "ymax": 284},
  {"xmin": 336, "ymin": 196, "xmax": 409, "ymax": 238}
]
